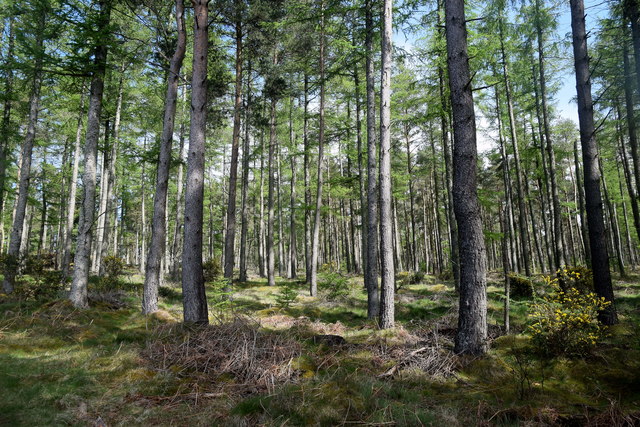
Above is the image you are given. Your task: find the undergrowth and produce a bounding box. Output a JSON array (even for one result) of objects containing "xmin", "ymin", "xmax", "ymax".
[{"xmin": 0, "ymin": 270, "xmax": 639, "ymax": 425}]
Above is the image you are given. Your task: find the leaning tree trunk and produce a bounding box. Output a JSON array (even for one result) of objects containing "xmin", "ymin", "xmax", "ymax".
[
  {"xmin": 69, "ymin": 0, "xmax": 112, "ymax": 308},
  {"xmin": 223, "ymin": 15, "xmax": 243, "ymax": 286},
  {"xmin": 143, "ymin": 0, "xmax": 186, "ymax": 314},
  {"xmin": 570, "ymin": 0, "xmax": 617, "ymax": 325},
  {"xmin": 378, "ymin": 0, "xmax": 395, "ymax": 329},
  {"xmin": 364, "ymin": 0, "xmax": 379, "ymax": 318},
  {"xmin": 445, "ymin": 0, "xmax": 488, "ymax": 355},
  {"xmin": 182, "ymin": 0, "xmax": 209, "ymax": 323},
  {"xmin": 2, "ymin": 16, "xmax": 44, "ymax": 293}
]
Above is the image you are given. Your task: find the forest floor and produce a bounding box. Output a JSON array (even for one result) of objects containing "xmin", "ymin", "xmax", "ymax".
[{"xmin": 1, "ymin": 270, "xmax": 640, "ymax": 426}]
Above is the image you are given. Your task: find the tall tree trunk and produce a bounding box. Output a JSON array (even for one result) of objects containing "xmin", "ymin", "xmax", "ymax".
[
  {"xmin": 570, "ymin": 0, "xmax": 617, "ymax": 324},
  {"xmin": 445, "ymin": 0, "xmax": 488, "ymax": 354},
  {"xmin": 573, "ymin": 136, "xmax": 591, "ymax": 265},
  {"xmin": 310, "ymin": 2, "xmax": 325, "ymax": 296},
  {"xmin": 223, "ymin": 15, "xmax": 243, "ymax": 286},
  {"xmin": 535, "ymin": 0, "xmax": 565, "ymax": 270},
  {"xmin": 276, "ymin": 142, "xmax": 286, "ymax": 276},
  {"xmin": 288, "ymin": 97, "xmax": 298, "ymax": 279},
  {"xmin": 302, "ymin": 75, "xmax": 311, "ymax": 284},
  {"xmin": 379, "ymin": 0, "xmax": 395, "ymax": 329},
  {"xmin": 354, "ymin": 66, "xmax": 367, "ymax": 280},
  {"xmin": 182, "ymin": 0, "xmax": 209, "ymax": 323},
  {"xmin": 0, "ymin": 15, "xmax": 15, "ymax": 240},
  {"xmin": 70, "ymin": 0, "xmax": 112, "ymax": 308},
  {"xmin": 62, "ymin": 87, "xmax": 86, "ymax": 278},
  {"xmin": 267, "ymin": 95, "xmax": 277, "ymax": 287},
  {"xmin": 239, "ymin": 62, "xmax": 252, "ymax": 282},
  {"xmin": 599, "ymin": 158, "xmax": 625, "ymax": 277},
  {"xmin": 365, "ymin": 0, "xmax": 379, "ymax": 318},
  {"xmin": 170, "ymin": 87, "xmax": 187, "ymax": 278},
  {"xmin": 143, "ymin": 0, "xmax": 186, "ymax": 314},
  {"xmin": 99, "ymin": 68, "xmax": 124, "ymax": 273},
  {"xmin": 2, "ymin": 22, "xmax": 44, "ymax": 293},
  {"xmin": 499, "ymin": 19, "xmax": 531, "ymax": 276}
]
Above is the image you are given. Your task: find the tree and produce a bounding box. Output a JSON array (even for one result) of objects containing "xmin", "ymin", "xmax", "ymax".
[
  {"xmin": 445, "ymin": 0, "xmax": 488, "ymax": 355},
  {"xmin": 143, "ymin": 0, "xmax": 186, "ymax": 314},
  {"xmin": 569, "ymin": 0, "xmax": 617, "ymax": 325},
  {"xmin": 69, "ymin": 0, "xmax": 112, "ymax": 308},
  {"xmin": 378, "ymin": 0, "xmax": 395, "ymax": 329},
  {"xmin": 182, "ymin": 0, "xmax": 209, "ymax": 324}
]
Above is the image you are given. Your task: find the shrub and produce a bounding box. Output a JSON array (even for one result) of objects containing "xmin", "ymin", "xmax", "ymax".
[
  {"xmin": 24, "ymin": 253, "xmax": 56, "ymax": 275},
  {"xmin": 528, "ymin": 275, "xmax": 609, "ymax": 356},
  {"xmin": 508, "ymin": 273, "xmax": 534, "ymax": 299},
  {"xmin": 99, "ymin": 256, "xmax": 126, "ymax": 289},
  {"xmin": 319, "ymin": 271, "xmax": 350, "ymax": 300},
  {"xmin": 14, "ymin": 271, "xmax": 66, "ymax": 301},
  {"xmin": 276, "ymin": 281, "xmax": 298, "ymax": 308},
  {"xmin": 410, "ymin": 270, "xmax": 425, "ymax": 285},
  {"xmin": 556, "ymin": 265, "xmax": 593, "ymax": 293},
  {"xmin": 203, "ymin": 258, "xmax": 222, "ymax": 282}
]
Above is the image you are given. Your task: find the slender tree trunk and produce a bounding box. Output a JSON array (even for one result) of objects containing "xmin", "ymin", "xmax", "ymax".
[
  {"xmin": 223, "ymin": 15, "xmax": 243, "ymax": 286},
  {"xmin": 267, "ymin": 95, "xmax": 277, "ymax": 287},
  {"xmin": 69, "ymin": 0, "xmax": 111, "ymax": 307},
  {"xmin": 2, "ymin": 24, "xmax": 44, "ymax": 293},
  {"xmin": 93, "ymin": 118, "xmax": 111, "ymax": 273},
  {"xmin": 276, "ymin": 142, "xmax": 286, "ymax": 276},
  {"xmin": 182, "ymin": 0, "xmax": 209, "ymax": 323},
  {"xmin": 379, "ymin": 0, "xmax": 395, "ymax": 329},
  {"xmin": 310, "ymin": 3, "xmax": 325, "ymax": 296},
  {"xmin": 365, "ymin": 0, "xmax": 379, "ymax": 318},
  {"xmin": 0, "ymin": 16, "xmax": 15, "ymax": 240},
  {"xmin": 99, "ymin": 68, "xmax": 124, "ymax": 272},
  {"xmin": 536, "ymin": 0, "xmax": 566, "ymax": 270},
  {"xmin": 354, "ymin": 66, "xmax": 368, "ymax": 280},
  {"xmin": 62, "ymin": 87, "xmax": 86, "ymax": 278},
  {"xmin": 239, "ymin": 62, "xmax": 252, "ymax": 282},
  {"xmin": 303, "ymin": 75, "xmax": 311, "ymax": 284},
  {"xmin": 171, "ymin": 87, "xmax": 187, "ymax": 278},
  {"xmin": 143, "ymin": 0, "xmax": 186, "ymax": 314},
  {"xmin": 288, "ymin": 97, "xmax": 298, "ymax": 279},
  {"xmin": 445, "ymin": 0, "xmax": 488, "ymax": 354},
  {"xmin": 573, "ymin": 137, "xmax": 591, "ymax": 265},
  {"xmin": 499, "ymin": 20, "xmax": 531, "ymax": 276},
  {"xmin": 570, "ymin": 0, "xmax": 617, "ymax": 324},
  {"xmin": 500, "ymin": 206, "xmax": 510, "ymax": 333}
]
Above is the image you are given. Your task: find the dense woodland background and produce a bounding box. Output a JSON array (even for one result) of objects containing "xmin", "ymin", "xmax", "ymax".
[{"xmin": 1, "ymin": 0, "xmax": 640, "ymax": 424}]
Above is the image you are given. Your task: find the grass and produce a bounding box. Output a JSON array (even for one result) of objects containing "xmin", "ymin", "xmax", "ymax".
[{"xmin": 0, "ymin": 269, "xmax": 639, "ymax": 425}]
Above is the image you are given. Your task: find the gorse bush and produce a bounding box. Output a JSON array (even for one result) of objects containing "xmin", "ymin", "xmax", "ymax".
[
  {"xmin": 528, "ymin": 274, "xmax": 609, "ymax": 357},
  {"xmin": 508, "ymin": 273, "xmax": 534, "ymax": 299},
  {"xmin": 556, "ymin": 265, "xmax": 593, "ymax": 293}
]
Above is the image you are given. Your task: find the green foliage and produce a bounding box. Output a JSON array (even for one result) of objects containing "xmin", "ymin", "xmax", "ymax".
[
  {"xmin": 528, "ymin": 275, "xmax": 610, "ymax": 357},
  {"xmin": 96, "ymin": 256, "xmax": 126, "ymax": 290},
  {"xmin": 319, "ymin": 271, "xmax": 350, "ymax": 301},
  {"xmin": 508, "ymin": 273, "xmax": 534, "ymax": 299},
  {"xmin": 203, "ymin": 258, "xmax": 222, "ymax": 282},
  {"xmin": 410, "ymin": 271, "xmax": 425, "ymax": 285},
  {"xmin": 24, "ymin": 253, "xmax": 56, "ymax": 275},
  {"xmin": 275, "ymin": 281, "xmax": 298, "ymax": 309},
  {"xmin": 14, "ymin": 271, "xmax": 66, "ymax": 301},
  {"xmin": 208, "ymin": 277, "xmax": 233, "ymax": 314}
]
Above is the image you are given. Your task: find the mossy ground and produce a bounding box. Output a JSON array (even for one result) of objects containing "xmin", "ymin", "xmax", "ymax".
[{"xmin": 1, "ymin": 270, "xmax": 639, "ymax": 425}]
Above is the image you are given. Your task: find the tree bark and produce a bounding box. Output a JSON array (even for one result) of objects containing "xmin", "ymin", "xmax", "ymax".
[
  {"xmin": 570, "ymin": 0, "xmax": 617, "ymax": 324},
  {"xmin": 182, "ymin": 0, "xmax": 209, "ymax": 323},
  {"xmin": 143, "ymin": 0, "xmax": 186, "ymax": 314},
  {"xmin": 379, "ymin": 0, "xmax": 395, "ymax": 329},
  {"xmin": 69, "ymin": 0, "xmax": 111, "ymax": 308},
  {"xmin": 445, "ymin": 0, "xmax": 488, "ymax": 354},
  {"xmin": 267, "ymin": 95, "xmax": 277, "ymax": 287},
  {"xmin": 365, "ymin": 0, "xmax": 379, "ymax": 318},
  {"xmin": 239, "ymin": 62, "xmax": 252, "ymax": 282}
]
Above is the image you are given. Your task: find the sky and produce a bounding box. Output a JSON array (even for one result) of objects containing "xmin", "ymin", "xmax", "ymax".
[{"xmin": 393, "ymin": 0, "xmax": 613, "ymax": 154}]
